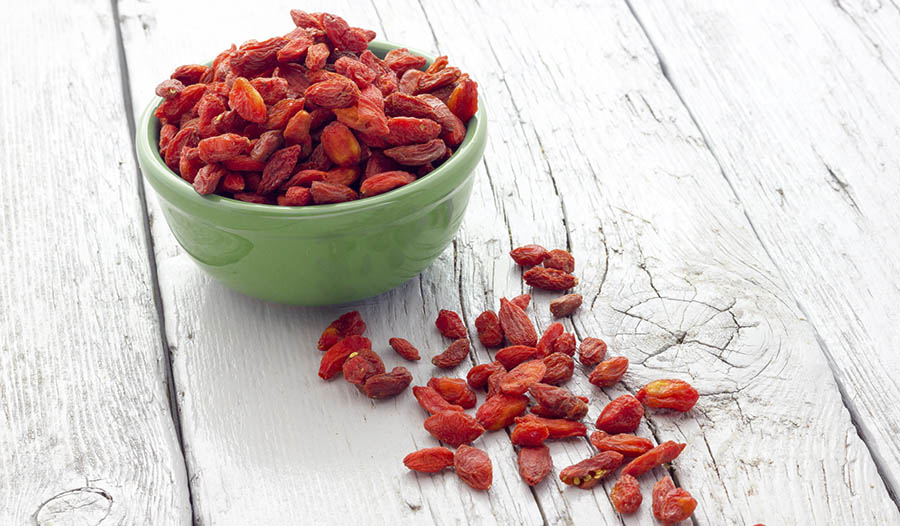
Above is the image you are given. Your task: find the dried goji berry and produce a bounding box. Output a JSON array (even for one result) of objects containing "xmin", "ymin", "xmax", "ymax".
[
  {"xmin": 193, "ymin": 164, "xmax": 228, "ymax": 195},
  {"xmin": 383, "ymin": 138, "xmax": 447, "ymax": 166},
  {"xmin": 320, "ymin": 121, "xmax": 361, "ymax": 166},
  {"xmin": 447, "ymin": 74, "xmax": 478, "ymax": 123},
  {"xmin": 159, "ymin": 123, "xmax": 178, "ymax": 152},
  {"xmin": 652, "ymin": 475, "xmax": 676, "ymax": 518},
  {"xmin": 551, "ymin": 333, "xmax": 576, "ymax": 356},
  {"xmin": 610, "ymin": 474, "xmax": 642, "ymax": 514},
  {"xmin": 231, "ymin": 37, "xmax": 289, "ymax": 77},
  {"xmin": 223, "ymin": 155, "xmax": 265, "ymax": 172},
  {"xmin": 335, "ymin": 56, "xmax": 376, "ymax": 88},
  {"xmin": 171, "ymin": 64, "xmax": 211, "ymax": 85},
  {"xmin": 500, "ymin": 360, "xmax": 547, "ymax": 396},
  {"xmin": 277, "ymin": 186, "xmax": 312, "ymax": 206},
  {"xmin": 515, "ymin": 414, "xmax": 586, "ymax": 439},
  {"xmin": 541, "ymin": 352, "xmax": 574, "ymax": 385},
  {"xmin": 495, "ymin": 345, "xmax": 538, "ymax": 370},
  {"xmin": 277, "ymin": 64, "xmax": 313, "ymax": 98},
  {"xmin": 476, "ymin": 393, "xmax": 529, "ymax": 431},
  {"xmin": 198, "ymin": 133, "xmax": 250, "ymax": 163},
  {"xmin": 510, "ymin": 294, "xmax": 531, "ymax": 310},
  {"xmin": 596, "ymin": 394, "xmax": 643, "ymax": 434},
  {"xmin": 418, "ymin": 67, "xmax": 461, "ymax": 94},
  {"xmin": 324, "ymin": 166, "xmax": 361, "ymax": 186},
  {"xmin": 305, "ymin": 42, "xmax": 330, "ymax": 70},
  {"xmin": 432, "ymin": 338, "xmax": 470, "ymax": 369},
  {"xmin": 543, "ymin": 249, "xmax": 575, "ymax": 273},
  {"xmin": 523, "ymin": 267, "xmax": 578, "ymax": 291},
  {"xmin": 164, "ymin": 126, "xmax": 198, "ymax": 170},
  {"xmin": 399, "ymin": 69, "xmax": 426, "ymax": 95},
  {"xmin": 636, "ymin": 379, "xmax": 699, "ymax": 412},
  {"xmin": 364, "ymin": 366, "xmax": 412, "ymax": 399},
  {"xmin": 290, "ymin": 9, "xmax": 324, "ymax": 30},
  {"xmin": 559, "ymin": 452, "xmax": 624, "ymax": 489},
  {"xmin": 485, "ymin": 372, "xmax": 504, "ymax": 400},
  {"xmin": 233, "ymin": 192, "xmax": 269, "ymax": 204},
  {"xmin": 342, "ymin": 348, "xmax": 385, "ymax": 391},
  {"xmin": 498, "ymin": 298, "xmax": 538, "ymax": 347},
  {"xmin": 536, "ymin": 322, "xmax": 564, "ymax": 358},
  {"xmin": 389, "ymin": 337, "xmax": 420, "ymax": 361},
  {"xmin": 250, "ymin": 77, "xmax": 289, "ymax": 104},
  {"xmin": 178, "ymin": 147, "xmax": 203, "ymax": 184},
  {"xmin": 579, "ymin": 337, "xmax": 608, "ymax": 367},
  {"xmin": 318, "ymin": 311, "xmax": 366, "ymax": 350},
  {"xmin": 276, "ymin": 32, "xmax": 313, "ymax": 63},
  {"xmin": 454, "ymin": 445, "xmax": 492, "ymax": 490},
  {"xmin": 623, "ymin": 441, "xmax": 686, "ymax": 478},
  {"xmin": 229, "ymin": 77, "xmax": 267, "ymax": 124},
  {"xmin": 659, "ymin": 487, "xmax": 697, "ymax": 522},
  {"xmin": 385, "ymin": 92, "xmax": 434, "ymax": 118},
  {"xmin": 265, "ymin": 98, "xmax": 305, "ymax": 130},
  {"xmin": 418, "ymin": 94, "xmax": 466, "ymax": 147},
  {"xmin": 384, "ymin": 117, "xmax": 442, "ymax": 146},
  {"xmin": 258, "ymin": 144, "xmax": 302, "ymax": 194},
  {"xmin": 510, "ymin": 420, "xmax": 549, "ymax": 447},
  {"xmin": 305, "ymin": 77, "xmax": 360, "ymax": 109},
  {"xmin": 310, "ymin": 181, "xmax": 358, "ymax": 204},
  {"xmin": 427, "ymin": 377, "xmax": 477, "ymax": 409},
  {"xmin": 590, "ymin": 431, "xmax": 654, "ymax": 457},
  {"xmin": 588, "ymin": 356, "xmax": 629, "ymax": 388},
  {"xmin": 155, "ymin": 84, "xmax": 206, "ymax": 124},
  {"xmin": 403, "ymin": 447, "xmax": 455, "ymax": 473},
  {"xmin": 321, "ymin": 13, "xmax": 369, "ymax": 53},
  {"xmin": 279, "ymin": 169, "xmax": 326, "ymax": 190},
  {"xmin": 424, "ymin": 410, "xmax": 485, "ymax": 448},
  {"xmin": 364, "ymin": 151, "xmax": 400, "ymax": 179},
  {"xmin": 412, "ymin": 385, "xmax": 464, "ymax": 415},
  {"xmin": 517, "ymin": 445, "xmax": 552, "ymax": 486},
  {"xmin": 318, "ymin": 335, "xmax": 372, "ymax": 380},
  {"xmin": 550, "ymin": 294, "xmax": 582, "ymax": 318},
  {"xmin": 219, "ymin": 172, "xmax": 245, "ymax": 193},
  {"xmin": 155, "ymin": 78, "xmax": 184, "ymax": 99},
  {"xmin": 283, "ymin": 109, "xmax": 312, "ymax": 145},
  {"xmin": 384, "ymin": 48, "xmax": 427, "ymax": 76},
  {"xmin": 529, "ymin": 383, "xmax": 588, "ymax": 421},
  {"xmin": 474, "ymin": 310, "xmax": 504, "ymax": 348},
  {"xmin": 435, "ymin": 309, "xmax": 467, "ymax": 339},
  {"xmin": 466, "ymin": 361, "xmax": 506, "ymax": 390}
]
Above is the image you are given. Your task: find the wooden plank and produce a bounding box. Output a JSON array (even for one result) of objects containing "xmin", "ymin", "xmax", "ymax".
[
  {"xmin": 0, "ymin": 1, "xmax": 191, "ymax": 524},
  {"xmin": 626, "ymin": 0, "xmax": 900, "ymax": 499},
  {"xmin": 118, "ymin": 0, "xmax": 900, "ymax": 524}
]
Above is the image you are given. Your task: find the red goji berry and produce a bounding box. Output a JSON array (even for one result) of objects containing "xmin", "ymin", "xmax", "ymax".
[
  {"xmin": 510, "ymin": 294, "xmax": 531, "ymax": 310},
  {"xmin": 364, "ymin": 366, "xmax": 412, "ymax": 399},
  {"xmin": 499, "ymin": 360, "xmax": 547, "ymax": 396},
  {"xmin": 541, "ymin": 352, "xmax": 574, "ymax": 385},
  {"xmin": 517, "ymin": 445, "xmax": 552, "ymax": 487},
  {"xmin": 551, "ymin": 333, "xmax": 576, "ymax": 357},
  {"xmin": 559, "ymin": 452, "xmax": 624, "ymax": 489},
  {"xmin": 229, "ymin": 77, "xmax": 267, "ymax": 124},
  {"xmin": 510, "ymin": 244, "xmax": 547, "ymax": 267},
  {"xmin": 474, "ymin": 310, "xmax": 504, "ymax": 348},
  {"xmin": 543, "ymin": 249, "xmax": 575, "ymax": 273},
  {"xmin": 424, "ymin": 410, "xmax": 484, "ymax": 448},
  {"xmin": 636, "ymin": 379, "xmax": 699, "ymax": 412},
  {"xmin": 359, "ymin": 171, "xmax": 415, "ymax": 197},
  {"xmin": 623, "ymin": 441, "xmax": 686, "ymax": 478},
  {"xmin": 476, "ymin": 393, "xmax": 529, "ymax": 431},
  {"xmin": 515, "ymin": 414, "xmax": 586, "ymax": 439},
  {"xmin": 310, "ymin": 181, "xmax": 358, "ymax": 204},
  {"xmin": 318, "ymin": 335, "xmax": 372, "ymax": 380},
  {"xmin": 523, "ymin": 267, "xmax": 578, "ymax": 291},
  {"xmin": 435, "ymin": 309, "xmax": 467, "ymax": 339},
  {"xmin": 596, "ymin": 395, "xmax": 643, "ymax": 434},
  {"xmin": 536, "ymin": 322, "xmax": 564, "ymax": 358},
  {"xmin": 495, "ymin": 345, "xmax": 539, "ymax": 370},
  {"xmin": 610, "ymin": 474, "xmax": 642, "ymax": 514},
  {"xmin": 588, "ymin": 357, "xmax": 629, "ymax": 388},
  {"xmin": 466, "ymin": 361, "xmax": 506, "ymax": 390},
  {"xmin": 590, "ymin": 431, "xmax": 654, "ymax": 457},
  {"xmin": 389, "ymin": 337, "xmax": 420, "ymax": 361},
  {"xmin": 578, "ymin": 337, "xmax": 608, "ymax": 367},
  {"xmin": 550, "ymin": 293, "xmax": 582, "ymax": 318},
  {"xmin": 318, "ymin": 311, "xmax": 367, "ymax": 351},
  {"xmin": 510, "ymin": 420, "xmax": 549, "ymax": 447},
  {"xmin": 412, "ymin": 385, "xmax": 464, "ymax": 415},
  {"xmin": 498, "ymin": 298, "xmax": 537, "ymax": 347},
  {"xmin": 427, "ymin": 377, "xmax": 477, "ymax": 409},
  {"xmin": 432, "ymin": 338, "xmax": 470, "ymax": 369},
  {"xmin": 529, "ymin": 383, "xmax": 588, "ymax": 421},
  {"xmin": 454, "ymin": 445, "xmax": 492, "ymax": 491},
  {"xmin": 403, "ymin": 447, "xmax": 454, "ymax": 473}
]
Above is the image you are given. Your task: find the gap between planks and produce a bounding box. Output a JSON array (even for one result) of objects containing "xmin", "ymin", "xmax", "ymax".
[
  {"xmin": 109, "ymin": 0, "xmax": 197, "ymax": 521},
  {"xmin": 621, "ymin": 0, "xmax": 900, "ymax": 510}
]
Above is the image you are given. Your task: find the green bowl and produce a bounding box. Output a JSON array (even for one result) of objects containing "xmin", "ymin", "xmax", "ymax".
[{"xmin": 136, "ymin": 41, "xmax": 487, "ymax": 305}]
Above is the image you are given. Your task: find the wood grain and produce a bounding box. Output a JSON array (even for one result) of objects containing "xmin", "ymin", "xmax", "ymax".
[
  {"xmin": 117, "ymin": 0, "xmax": 899, "ymax": 524},
  {"xmin": 627, "ymin": 0, "xmax": 900, "ymax": 499},
  {"xmin": 0, "ymin": 1, "xmax": 191, "ymax": 524}
]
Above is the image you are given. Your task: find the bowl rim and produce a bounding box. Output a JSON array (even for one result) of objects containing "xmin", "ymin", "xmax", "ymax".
[{"xmin": 136, "ymin": 40, "xmax": 487, "ymax": 219}]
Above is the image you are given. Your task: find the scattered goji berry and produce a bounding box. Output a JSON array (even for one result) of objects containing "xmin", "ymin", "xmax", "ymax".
[
  {"xmin": 510, "ymin": 294, "xmax": 531, "ymax": 310},
  {"xmin": 536, "ymin": 322, "xmax": 564, "ymax": 358},
  {"xmin": 517, "ymin": 445, "xmax": 552, "ymax": 486},
  {"xmin": 529, "ymin": 383, "xmax": 588, "ymax": 420},
  {"xmin": 403, "ymin": 447, "xmax": 455, "ymax": 473},
  {"xmin": 412, "ymin": 385, "xmax": 464, "ymax": 415},
  {"xmin": 541, "ymin": 352, "xmax": 574, "ymax": 385},
  {"xmin": 588, "ymin": 356, "xmax": 629, "ymax": 388},
  {"xmin": 318, "ymin": 311, "xmax": 366, "ymax": 351},
  {"xmin": 510, "ymin": 420, "xmax": 550, "ymax": 447},
  {"xmin": 318, "ymin": 335, "xmax": 372, "ymax": 380},
  {"xmin": 515, "ymin": 414, "xmax": 586, "ymax": 439},
  {"xmin": 550, "ymin": 294, "xmax": 582, "ymax": 318},
  {"xmin": 523, "ymin": 267, "xmax": 578, "ymax": 291},
  {"xmin": 559, "ymin": 452, "xmax": 624, "ymax": 489},
  {"xmin": 466, "ymin": 361, "xmax": 506, "ymax": 390},
  {"xmin": 610, "ymin": 474, "xmax": 642, "ymax": 514},
  {"xmin": 435, "ymin": 309, "xmax": 467, "ymax": 339},
  {"xmin": 636, "ymin": 379, "xmax": 699, "ymax": 412},
  {"xmin": 578, "ymin": 337, "xmax": 608, "ymax": 367},
  {"xmin": 510, "ymin": 244, "xmax": 548, "ymax": 267},
  {"xmin": 622, "ymin": 441, "xmax": 686, "ymax": 478},
  {"xmin": 551, "ymin": 333, "xmax": 576, "ymax": 356},
  {"xmin": 543, "ymin": 249, "xmax": 575, "ymax": 273},
  {"xmin": 495, "ymin": 345, "xmax": 539, "ymax": 370},
  {"xmin": 476, "ymin": 393, "xmax": 529, "ymax": 431},
  {"xmin": 427, "ymin": 377, "xmax": 477, "ymax": 409},
  {"xmin": 652, "ymin": 475, "xmax": 676, "ymax": 518},
  {"xmin": 474, "ymin": 310, "xmax": 504, "ymax": 348},
  {"xmin": 424, "ymin": 410, "xmax": 484, "ymax": 448},
  {"xmin": 389, "ymin": 337, "xmax": 420, "ymax": 361},
  {"xmin": 596, "ymin": 395, "xmax": 644, "ymax": 433},
  {"xmin": 500, "ymin": 360, "xmax": 547, "ymax": 396},
  {"xmin": 432, "ymin": 338, "xmax": 470, "ymax": 369},
  {"xmin": 364, "ymin": 366, "xmax": 412, "ymax": 399},
  {"xmin": 590, "ymin": 431, "xmax": 654, "ymax": 457},
  {"xmin": 454, "ymin": 445, "xmax": 492, "ymax": 491},
  {"xmin": 498, "ymin": 298, "xmax": 538, "ymax": 347},
  {"xmin": 659, "ymin": 487, "xmax": 697, "ymax": 522},
  {"xmin": 485, "ymin": 371, "xmax": 504, "ymax": 400}
]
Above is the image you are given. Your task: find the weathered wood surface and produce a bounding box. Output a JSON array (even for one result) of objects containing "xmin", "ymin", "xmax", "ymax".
[
  {"xmin": 628, "ymin": 0, "xmax": 900, "ymax": 498},
  {"xmin": 0, "ymin": 1, "xmax": 191, "ymax": 525},
  {"xmin": 117, "ymin": 1, "xmax": 900, "ymax": 525}
]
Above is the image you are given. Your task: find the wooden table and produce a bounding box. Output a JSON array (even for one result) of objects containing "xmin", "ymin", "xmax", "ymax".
[{"xmin": 4, "ymin": 0, "xmax": 900, "ymax": 524}]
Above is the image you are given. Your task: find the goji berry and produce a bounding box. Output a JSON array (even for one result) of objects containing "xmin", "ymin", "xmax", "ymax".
[
  {"xmin": 610, "ymin": 474, "xmax": 642, "ymax": 514},
  {"xmin": 192, "ymin": 164, "xmax": 228, "ymax": 195},
  {"xmin": 551, "ymin": 333, "xmax": 576, "ymax": 357},
  {"xmin": 596, "ymin": 395, "xmax": 643, "ymax": 434},
  {"xmin": 389, "ymin": 337, "xmax": 420, "ymax": 361},
  {"xmin": 510, "ymin": 245, "xmax": 548, "ymax": 267},
  {"xmin": 233, "ymin": 192, "xmax": 269, "ymax": 204},
  {"xmin": 364, "ymin": 366, "xmax": 412, "ymax": 399},
  {"xmin": 364, "ymin": 151, "xmax": 400, "ymax": 180},
  {"xmin": 590, "ymin": 431, "xmax": 654, "ymax": 457},
  {"xmin": 432, "ymin": 338, "xmax": 470, "ymax": 369},
  {"xmin": 578, "ymin": 337, "xmax": 608, "ymax": 367},
  {"xmin": 543, "ymin": 249, "xmax": 575, "ymax": 273},
  {"xmin": 280, "ymin": 169, "xmax": 326, "ymax": 190},
  {"xmin": 342, "ymin": 348, "xmax": 385, "ymax": 391},
  {"xmin": 559, "ymin": 452, "xmax": 624, "ymax": 489},
  {"xmin": 276, "ymin": 32, "xmax": 313, "ymax": 63},
  {"xmin": 231, "ymin": 37, "xmax": 288, "ymax": 77},
  {"xmin": 510, "ymin": 294, "xmax": 531, "ymax": 310},
  {"xmin": 399, "ymin": 69, "xmax": 426, "ymax": 94},
  {"xmin": 498, "ymin": 298, "xmax": 538, "ymax": 347},
  {"xmin": 305, "ymin": 42, "xmax": 330, "ymax": 70},
  {"xmin": 250, "ymin": 77, "xmax": 289, "ymax": 104},
  {"xmin": 454, "ymin": 445, "xmax": 492, "ymax": 491},
  {"xmin": 466, "ymin": 361, "xmax": 506, "ymax": 390},
  {"xmin": 510, "ymin": 420, "xmax": 549, "ymax": 447},
  {"xmin": 500, "ymin": 360, "xmax": 547, "ymax": 396},
  {"xmin": 164, "ymin": 126, "xmax": 198, "ymax": 170},
  {"xmin": 541, "ymin": 352, "xmax": 574, "ymax": 385},
  {"xmin": 427, "ymin": 377, "xmax": 477, "ymax": 409},
  {"xmin": 403, "ymin": 447, "xmax": 455, "ymax": 473},
  {"xmin": 652, "ymin": 475, "xmax": 676, "ymax": 518},
  {"xmin": 320, "ymin": 121, "xmax": 361, "ymax": 166},
  {"xmin": 435, "ymin": 309, "xmax": 467, "ymax": 339},
  {"xmin": 318, "ymin": 335, "xmax": 372, "ymax": 380},
  {"xmin": 278, "ymin": 186, "xmax": 312, "ymax": 206},
  {"xmin": 659, "ymin": 487, "xmax": 697, "ymax": 522},
  {"xmin": 636, "ymin": 379, "xmax": 699, "ymax": 412},
  {"xmin": 474, "ymin": 310, "xmax": 504, "ymax": 348},
  {"xmin": 383, "ymin": 138, "xmax": 447, "ymax": 166},
  {"xmin": 318, "ymin": 311, "xmax": 366, "ymax": 351},
  {"xmin": 384, "ymin": 117, "xmax": 442, "ymax": 146},
  {"xmin": 536, "ymin": 322, "xmax": 564, "ymax": 358},
  {"xmin": 418, "ymin": 95, "xmax": 466, "ymax": 147},
  {"xmin": 159, "ymin": 123, "xmax": 178, "ymax": 152},
  {"xmin": 258, "ymin": 144, "xmax": 302, "ymax": 194},
  {"xmin": 321, "ymin": 14, "xmax": 369, "ymax": 53},
  {"xmin": 155, "ymin": 84, "xmax": 206, "ymax": 124},
  {"xmin": 385, "ymin": 92, "xmax": 434, "ymax": 118},
  {"xmin": 265, "ymin": 98, "xmax": 305, "ymax": 130},
  {"xmin": 310, "ymin": 181, "xmax": 358, "ymax": 204},
  {"xmin": 223, "ymin": 156, "xmax": 265, "ymax": 172},
  {"xmin": 155, "ymin": 78, "xmax": 185, "ymax": 99},
  {"xmin": 305, "ymin": 77, "xmax": 360, "ymax": 109},
  {"xmin": 550, "ymin": 294, "xmax": 582, "ymax": 318},
  {"xmin": 412, "ymin": 385, "xmax": 464, "ymax": 415},
  {"xmin": 384, "ymin": 48, "xmax": 427, "ymax": 76},
  {"xmin": 485, "ymin": 372, "xmax": 504, "ymax": 400},
  {"xmin": 249, "ymin": 130, "xmax": 284, "ymax": 162},
  {"xmin": 523, "ymin": 267, "xmax": 578, "ymax": 291},
  {"xmin": 515, "ymin": 414, "xmax": 586, "ymax": 439},
  {"xmin": 418, "ymin": 67, "xmax": 461, "ymax": 94},
  {"xmin": 588, "ymin": 356, "xmax": 629, "ymax": 388},
  {"xmin": 447, "ymin": 74, "xmax": 478, "ymax": 123},
  {"xmin": 198, "ymin": 133, "xmax": 250, "ymax": 163},
  {"xmin": 171, "ymin": 64, "xmax": 211, "ymax": 85},
  {"xmin": 424, "ymin": 410, "xmax": 485, "ymax": 448},
  {"xmin": 178, "ymin": 147, "xmax": 203, "ymax": 184},
  {"xmin": 283, "ymin": 110, "xmax": 312, "ymax": 145},
  {"xmin": 324, "ymin": 166, "xmax": 361, "ymax": 186},
  {"xmin": 220, "ymin": 172, "xmax": 245, "ymax": 193},
  {"xmin": 622, "ymin": 441, "xmax": 686, "ymax": 478},
  {"xmin": 476, "ymin": 393, "xmax": 529, "ymax": 431},
  {"xmin": 229, "ymin": 77, "xmax": 267, "ymax": 124},
  {"xmin": 290, "ymin": 9, "xmax": 324, "ymax": 30},
  {"xmin": 495, "ymin": 345, "xmax": 538, "ymax": 370},
  {"xmin": 529, "ymin": 383, "xmax": 588, "ymax": 420}
]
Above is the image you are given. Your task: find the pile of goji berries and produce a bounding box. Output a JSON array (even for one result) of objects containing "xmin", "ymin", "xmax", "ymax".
[
  {"xmin": 154, "ymin": 9, "xmax": 478, "ymax": 205},
  {"xmin": 316, "ymin": 243, "xmax": 701, "ymax": 523}
]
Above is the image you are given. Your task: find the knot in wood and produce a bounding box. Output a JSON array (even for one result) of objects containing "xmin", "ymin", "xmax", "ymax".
[{"xmin": 35, "ymin": 487, "xmax": 112, "ymax": 526}]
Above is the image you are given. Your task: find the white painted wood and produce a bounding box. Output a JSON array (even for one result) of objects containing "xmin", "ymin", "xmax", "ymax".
[
  {"xmin": 118, "ymin": 0, "xmax": 900, "ymax": 524},
  {"xmin": 0, "ymin": 1, "xmax": 191, "ymax": 525},
  {"xmin": 627, "ymin": 0, "xmax": 900, "ymax": 499}
]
